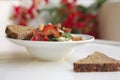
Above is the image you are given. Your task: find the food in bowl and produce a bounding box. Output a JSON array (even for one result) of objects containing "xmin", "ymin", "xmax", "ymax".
[
  {"xmin": 6, "ymin": 24, "xmax": 94, "ymax": 61},
  {"xmin": 5, "ymin": 23, "xmax": 83, "ymax": 41}
]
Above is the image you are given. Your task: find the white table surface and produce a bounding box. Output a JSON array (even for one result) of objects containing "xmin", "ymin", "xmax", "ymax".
[{"xmin": 0, "ymin": 37, "xmax": 120, "ymax": 80}]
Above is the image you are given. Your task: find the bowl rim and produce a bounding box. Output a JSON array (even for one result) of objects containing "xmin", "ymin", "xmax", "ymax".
[{"xmin": 6, "ymin": 34, "xmax": 94, "ymax": 44}]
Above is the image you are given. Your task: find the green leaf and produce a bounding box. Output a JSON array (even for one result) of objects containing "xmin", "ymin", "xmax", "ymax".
[
  {"xmin": 77, "ymin": 5, "xmax": 87, "ymax": 14},
  {"xmin": 64, "ymin": 32, "xmax": 72, "ymax": 39}
]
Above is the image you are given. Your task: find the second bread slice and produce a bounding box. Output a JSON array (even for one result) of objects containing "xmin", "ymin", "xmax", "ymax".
[{"xmin": 74, "ymin": 51, "xmax": 120, "ymax": 72}]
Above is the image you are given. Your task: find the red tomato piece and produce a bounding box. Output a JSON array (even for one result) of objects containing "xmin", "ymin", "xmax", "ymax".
[{"xmin": 42, "ymin": 25, "xmax": 60, "ymax": 37}]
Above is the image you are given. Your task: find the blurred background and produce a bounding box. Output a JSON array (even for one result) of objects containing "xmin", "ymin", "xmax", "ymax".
[{"xmin": 0, "ymin": 0, "xmax": 120, "ymax": 41}]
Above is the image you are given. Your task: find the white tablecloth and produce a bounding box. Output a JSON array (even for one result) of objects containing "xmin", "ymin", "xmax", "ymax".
[{"xmin": 0, "ymin": 37, "xmax": 120, "ymax": 80}]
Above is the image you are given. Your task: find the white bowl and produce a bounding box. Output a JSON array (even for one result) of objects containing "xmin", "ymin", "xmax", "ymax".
[{"xmin": 7, "ymin": 34, "xmax": 94, "ymax": 61}]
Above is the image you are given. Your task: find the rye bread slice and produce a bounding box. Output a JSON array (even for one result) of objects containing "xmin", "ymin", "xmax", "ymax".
[
  {"xmin": 5, "ymin": 25, "xmax": 35, "ymax": 40},
  {"xmin": 74, "ymin": 51, "xmax": 120, "ymax": 72}
]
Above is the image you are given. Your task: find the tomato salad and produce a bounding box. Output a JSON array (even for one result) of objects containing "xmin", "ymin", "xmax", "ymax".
[{"xmin": 27, "ymin": 23, "xmax": 82, "ymax": 41}]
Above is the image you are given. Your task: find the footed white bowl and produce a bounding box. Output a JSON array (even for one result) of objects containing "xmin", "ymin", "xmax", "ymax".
[{"xmin": 7, "ymin": 34, "xmax": 94, "ymax": 61}]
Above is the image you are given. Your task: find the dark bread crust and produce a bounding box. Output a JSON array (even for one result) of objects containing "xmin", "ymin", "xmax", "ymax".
[
  {"xmin": 5, "ymin": 27, "xmax": 18, "ymax": 39},
  {"xmin": 74, "ymin": 63, "xmax": 120, "ymax": 72}
]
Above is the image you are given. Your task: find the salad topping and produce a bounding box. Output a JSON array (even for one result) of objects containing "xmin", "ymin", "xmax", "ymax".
[{"xmin": 28, "ymin": 23, "xmax": 82, "ymax": 41}]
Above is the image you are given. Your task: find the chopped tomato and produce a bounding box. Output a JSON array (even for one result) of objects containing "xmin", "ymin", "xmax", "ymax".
[
  {"xmin": 43, "ymin": 36, "xmax": 49, "ymax": 41},
  {"xmin": 42, "ymin": 25, "xmax": 60, "ymax": 37},
  {"xmin": 31, "ymin": 32, "xmax": 43, "ymax": 41}
]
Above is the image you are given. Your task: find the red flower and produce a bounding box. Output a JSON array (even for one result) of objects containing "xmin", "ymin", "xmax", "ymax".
[
  {"xmin": 84, "ymin": 13, "xmax": 92, "ymax": 23},
  {"xmin": 92, "ymin": 14, "xmax": 98, "ymax": 20},
  {"xmin": 10, "ymin": 0, "xmax": 100, "ymax": 38},
  {"xmin": 67, "ymin": 12, "xmax": 77, "ymax": 22},
  {"xmin": 11, "ymin": 0, "xmax": 41, "ymax": 26},
  {"xmin": 61, "ymin": 0, "xmax": 68, "ymax": 4},
  {"xmin": 28, "ymin": 5, "xmax": 35, "ymax": 19},
  {"xmin": 66, "ymin": 3, "xmax": 76, "ymax": 12},
  {"xmin": 63, "ymin": 20, "xmax": 73, "ymax": 28},
  {"xmin": 13, "ymin": 6, "xmax": 21, "ymax": 19},
  {"xmin": 77, "ymin": 11, "xmax": 83, "ymax": 18},
  {"xmin": 19, "ymin": 19, "xmax": 27, "ymax": 26},
  {"xmin": 75, "ymin": 22, "xmax": 84, "ymax": 29}
]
